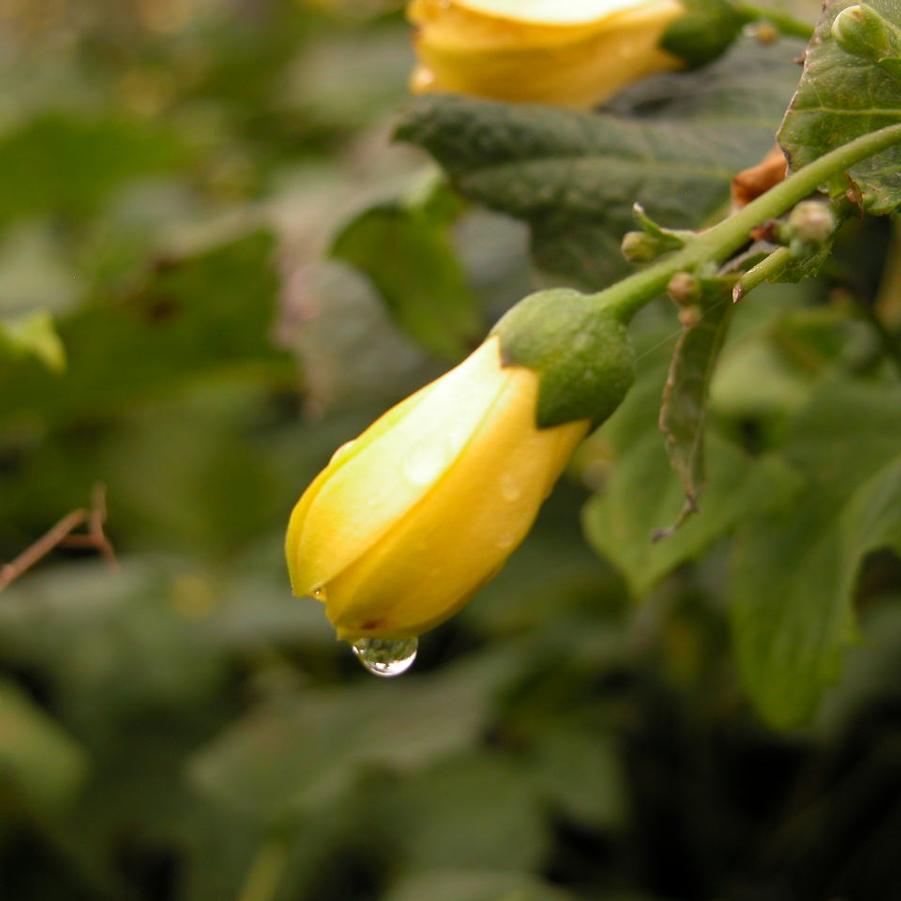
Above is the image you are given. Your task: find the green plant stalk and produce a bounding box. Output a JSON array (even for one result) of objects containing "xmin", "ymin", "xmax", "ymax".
[
  {"xmin": 733, "ymin": 245, "xmax": 793, "ymax": 301},
  {"xmin": 734, "ymin": 2, "xmax": 815, "ymax": 39},
  {"xmin": 592, "ymin": 122, "xmax": 901, "ymax": 321}
]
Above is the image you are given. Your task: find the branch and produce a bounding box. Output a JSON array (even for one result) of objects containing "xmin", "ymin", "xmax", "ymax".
[{"xmin": 0, "ymin": 483, "xmax": 118, "ymax": 593}]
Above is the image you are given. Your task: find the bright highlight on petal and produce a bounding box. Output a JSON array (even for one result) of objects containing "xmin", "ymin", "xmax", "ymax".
[
  {"xmin": 285, "ymin": 336, "xmax": 588, "ymax": 642},
  {"xmin": 408, "ymin": 0, "xmax": 685, "ymax": 109}
]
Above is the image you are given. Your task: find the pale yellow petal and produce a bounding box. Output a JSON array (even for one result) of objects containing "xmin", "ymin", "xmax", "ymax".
[
  {"xmin": 322, "ymin": 363, "xmax": 589, "ymax": 640},
  {"xmin": 289, "ymin": 338, "xmax": 513, "ymax": 595},
  {"xmin": 455, "ymin": 0, "xmax": 667, "ymax": 25},
  {"xmin": 409, "ymin": 0, "xmax": 684, "ymax": 108}
]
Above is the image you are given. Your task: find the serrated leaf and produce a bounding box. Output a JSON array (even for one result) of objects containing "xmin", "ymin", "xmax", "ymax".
[
  {"xmin": 729, "ymin": 377, "xmax": 901, "ymax": 728},
  {"xmin": 778, "ymin": 0, "xmax": 901, "ymax": 214},
  {"xmin": 331, "ymin": 179, "xmax": 482, "ymax": 359},
  {"xmin": 658, "ymin": 283, "xmax": 735, "ymax": 532},
  {"xmin": 396, "ymin": 40, "xmax": 804, "ymax": 289}
]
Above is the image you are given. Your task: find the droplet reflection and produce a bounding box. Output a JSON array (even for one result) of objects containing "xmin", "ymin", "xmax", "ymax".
[{"xmin": 352, "ymin": 637, "xmax": 418, "ymax": 678}]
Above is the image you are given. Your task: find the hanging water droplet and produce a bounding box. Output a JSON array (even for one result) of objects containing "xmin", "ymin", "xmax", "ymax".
[
  {"xmin": 402, "ymin": 440, "xmax": 447, "ymax": 486},
  {"xmin": 500, "ymin": 472, "xmax": 522, "ymax": 503},
  {"xmin": 352, "ymin": 637, "xmax": 418, "ymax": 678},
  {"xmin": 311, "ymin": 585, "xmax": 326, "ymax": 601}
]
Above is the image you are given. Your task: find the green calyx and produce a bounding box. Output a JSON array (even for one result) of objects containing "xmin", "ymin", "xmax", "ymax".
[
  {"xmin": 661, "ymin": 0, "xmax": 743, "ymax": 68},
  {"xmin": 491, "ymin": 288, "xmax": 636, "ymax": 429}
]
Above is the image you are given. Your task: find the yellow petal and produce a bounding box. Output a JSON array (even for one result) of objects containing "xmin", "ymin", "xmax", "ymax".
[
  {"xmin": 287, "ymin": 338, "xmax": 513, "ymax": 596},
  {"xmin": 321, "ymin": 345, "xmax": 588, "ymax": 640},
  {"xmin": 409, "ymin": 0, "xmax": 684, "ymax": 108},
  {"xmin": 455, "ymin": 0, "xmax": 668, "ymax": 24}
]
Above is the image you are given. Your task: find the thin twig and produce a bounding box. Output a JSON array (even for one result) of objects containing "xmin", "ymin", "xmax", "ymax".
[
  {"xmin": 0, "ymin": 509, "xmax": 87, "ymax": 592},
  {"xmin": 0, "ymin": 483, "xmax": 118, "ymax": 592}
]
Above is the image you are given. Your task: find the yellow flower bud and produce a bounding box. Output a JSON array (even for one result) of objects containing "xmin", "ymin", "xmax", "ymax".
[
  {"xmin": 408, "ymin": 0, "xmax": 685, "ymax": 109},
  {"xmin": 285, "ymin": 336, "xmax": 588, "ymax": 641}
]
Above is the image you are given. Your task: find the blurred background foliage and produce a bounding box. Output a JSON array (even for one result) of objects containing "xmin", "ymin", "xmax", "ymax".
[{"xmin": 0, "ymin": 1, "xmax": 899, "ymax": 900}]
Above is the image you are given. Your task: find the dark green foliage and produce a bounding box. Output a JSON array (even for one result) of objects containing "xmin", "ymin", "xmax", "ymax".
[
  {"xmin": 2, "ymin": 1, "xmax": 900, "ymax": 900},
  {"xmin": 779, "ymin": 0, "xmax": 901, "ymax": 213}
]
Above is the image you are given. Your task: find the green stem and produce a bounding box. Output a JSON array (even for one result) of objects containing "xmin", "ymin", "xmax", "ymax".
[
  {"xmin": 592, "ymin": 123, "xmax": 901, "ymax": 321},
  {"xmin": 734, "ymin": 3, "xmax": 815, "ymax": 39},
  {"xmin": 733, "ymin": 246, "xmax": 793, "ymax": 301}
]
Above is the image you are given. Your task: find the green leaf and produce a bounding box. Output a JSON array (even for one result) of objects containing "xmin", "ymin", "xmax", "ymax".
[
  {"xmin": 0, "ymin": 310, "xmax": 65, "ymax": 371},
  {"xmin": 0, "ymin": 678, "xmax": 88, "ymax": 815},
  {"xmin": 731, "ymin": 457, "xmax": 901, "ymax": 728},
  {"xmin": 729, "ymin": 377, "xmax": 901, "ymax": 728},
  {"xmin": 582, "ymin": 339, "xmax": 802, "ymax": 596},
  {"xmin": 396, "ymin": 40, "xmax": 803, "ymax": 289},
  {"xmin": 188, "ymin": 650, "xmax": 515, "ymax": 823},
  {"xmin": 0, "ymin": 114, "xmax": 189, "ymax": 231},
  {"xmin": 529, "ymin": 727, "xmax": 628, "ymax": 830},
  {"xmin": 385, "ymin": 869, "xmax": 579, "ymax": 901},
  {"xmin": 658, "ymin": 281, "xmax": 736, "ymax": 531},
  {"xmin": 331, "ymin": 177, "xmax": 483, "ymax": 359},
  {"xmin": 778, "ymin": 0, "xmax": 901, "ymax": 214},
  {"xmin": 584, "ymin": 431, "xmax": 799, "ymax": 596},
  {"xmin": 371, "ymin": 753, "xmax": 550, "ymax": 872},
  {"xmin": 0, "ymin": 231, "xmax": 292, "ymax": 428}
]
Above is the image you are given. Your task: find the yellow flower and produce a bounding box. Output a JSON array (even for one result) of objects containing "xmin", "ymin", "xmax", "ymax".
[
  {"xmin": 285, "ymin": 335, "xmax": 588, "ymax": 641},
  {"xmin": 408, "ymin": 0, "xmax": 685, "ymax": 109}
]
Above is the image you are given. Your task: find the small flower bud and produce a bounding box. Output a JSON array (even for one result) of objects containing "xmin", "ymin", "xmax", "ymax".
[
  {"xmin": 622, "ymin": 231, "xmax": 660, "ymax": 262},
  {"xmin": 786, "ymin": 201, "xmax": 837, "ymax": 247},
  {"xmin": 832, "ymin": 5, "xmax": 901, "ymax": 63},
  {"xmin": 667, "ymin": 272, "xmax": 702, "ymax": 306}
]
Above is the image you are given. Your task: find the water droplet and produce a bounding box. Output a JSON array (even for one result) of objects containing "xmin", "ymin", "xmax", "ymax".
[
  {"xmin": 402, "ymin": 441, "xmax": 447, "ymax": 486},
  {"xmin": 500, "ymin": 472, "xmax": 522, "ymax": 502},
  {"xmin": 311, "ymin": 585, "xmax": 326, "ymax": 601},
  {"xmin": 352, "ymin": 637, "xmax": 418, "ymax": 678}
]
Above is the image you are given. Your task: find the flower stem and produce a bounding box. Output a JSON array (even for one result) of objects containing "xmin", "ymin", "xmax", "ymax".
[
  {"xmin": 733, "ymin": 245, "xmax": 793, "ymax": 302},
  {"xmin": 593, "ymin": 122, "xmax": 901, "ymax": 321},
  {"xmin": 734, "ymin": 3, "xmax": 815, "ymax": 39}
]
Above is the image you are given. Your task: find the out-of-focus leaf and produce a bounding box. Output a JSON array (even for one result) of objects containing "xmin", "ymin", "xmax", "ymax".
[
  {"xmin": 583, "ymin": 341, "xmax": 801, "ymax": 598},
  {"xmin": 778, "ymin": 0, "xmax": 901, "ymax": 214},
  {"xmin": 396, "ymin": 40, "xmax": 803, "ymax": 288},
  {"xmin": 0, "ymin": 561, "xmax": 227, "ymax": 728},
  {"xmin": 331, "ymin": 178, "xmax": 483, "ymax": 358},
  {"xmin": 730, "ymin": 378, "xmax": 901, "ymax": 728},
  {"xmin": 372, "ymin": 753, "xmax": 550, "ymax": 872},
  {"xmin": 530, "ymin": 726, "xmax": 628, "ymax": 830},
  {"xmin": 0, "ymin": 310, "xmax": 65, "ymax": 371},
  {"xmin": 0, "ymin": 231, "xmax": 292, "ymax": 427},
  {"xmin": 0, "ymin": 679, "xmax": 87, "ymax": 815},
  {"xmin": 585, "ymin": 431, "xmax": 799, "ymax": 596},
  {"xmin": 659, "ymin": 283, "xmax": 735, "ymax": 532},
  {"xmin": 0, "ymin": 114, "xmax": 189, "ymax": 230},
  {"xmin": 384, "ymin": 868, "xmax": 579, "ymax": 901},
  {"xmin": 188, "ymin": 650, "xmax": 516, "ymax": 823}
]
